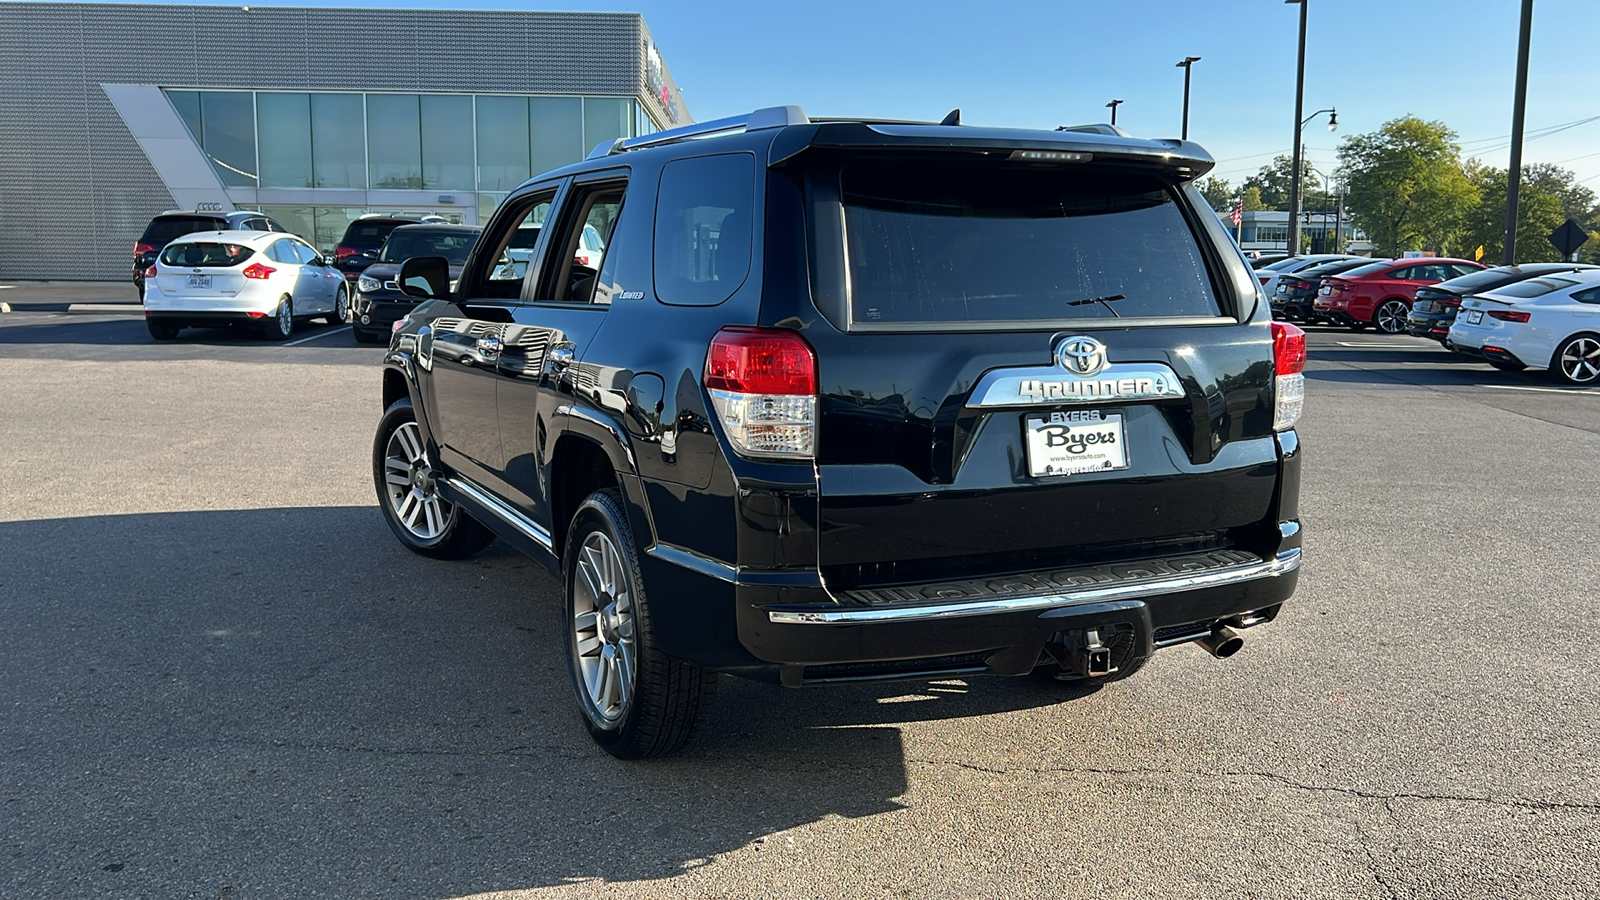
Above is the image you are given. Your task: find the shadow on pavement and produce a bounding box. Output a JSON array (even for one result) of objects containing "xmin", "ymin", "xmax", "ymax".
[{"xmin": 0, "ymin": 506, "xmax": 1088, "ymax": 897}]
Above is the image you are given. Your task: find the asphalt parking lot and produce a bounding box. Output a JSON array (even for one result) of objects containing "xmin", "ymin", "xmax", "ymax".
[{"xmin": 3, "ymin": 286, "xmax": 1598, "ymax": 899}]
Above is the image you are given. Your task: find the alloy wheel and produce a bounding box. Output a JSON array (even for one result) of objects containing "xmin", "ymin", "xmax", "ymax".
[
  {"xmin": 277, "ymin": 298, "xmax": 293, "ymax": 336},
  {"xmin": 1376, "ymin": 300, "xmax": 1409, "ymax": 334},
  {"xmin": 382, "ymin": 421, "xmax": 449, "ymax": 539},
  {"xmin": 335, "ymin": 288, "xmax": 349, "ymax": 323},
  {"xmin": 1559, "ymin": 337, "xmax": 1600, "ymax": 383},
  {"xmin": 572, "ymin": 530, "xmax": 636, "ymax": 724}
]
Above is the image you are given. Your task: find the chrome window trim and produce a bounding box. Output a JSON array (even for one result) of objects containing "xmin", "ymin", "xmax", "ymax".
[{"xmin": 766, "ymin": 548, "xmax": 1301, "ymax": 625}]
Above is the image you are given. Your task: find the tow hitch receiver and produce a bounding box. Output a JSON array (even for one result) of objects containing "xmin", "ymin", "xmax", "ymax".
[{"xmin": 1050, "ymin": 626, "xmax": 1120, "ymax": 678}]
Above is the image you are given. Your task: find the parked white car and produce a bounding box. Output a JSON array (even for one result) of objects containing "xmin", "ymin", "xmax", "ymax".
[
  {"xmin": 1447, "ymin": 270, "xmax": 1600, "ymax": 384},
  {"xmin": 141, "ymin": 230, "xmax": 348, "ymax": 341},
  {"xmin": 1258, "ymin": 254, "xmax": 1363, "ymax": 298}
]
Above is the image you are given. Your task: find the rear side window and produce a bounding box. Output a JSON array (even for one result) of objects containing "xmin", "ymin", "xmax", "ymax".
[
  {"xmin": 834, "ymin": 162, "xmax": 1221, "ymax": 326},
  {"xmin": 654, "ymin": 153, "xmax": 755, "ymax": 306},
  {"xmin": 160, "ymin": 242, "xmax": 254, "ymax": 267},
  {"xmin": 142, "ymin": 216, "xmax": 226, "ymax": 246}
]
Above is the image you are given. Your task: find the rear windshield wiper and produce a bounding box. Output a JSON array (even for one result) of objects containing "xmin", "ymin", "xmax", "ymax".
[{"xmin": 1065, "ymin": 293, "xmax": 1126, "ymax": 317}]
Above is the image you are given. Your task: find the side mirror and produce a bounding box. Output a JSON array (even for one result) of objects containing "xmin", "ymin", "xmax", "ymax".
[{"xmin": 398, "ymin": 256, "xmax": 450, "ymax": 299}]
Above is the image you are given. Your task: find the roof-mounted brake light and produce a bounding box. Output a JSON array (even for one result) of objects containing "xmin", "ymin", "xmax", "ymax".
[{"xmin": 1008, "ymin": 150, "xmax": 1093, "ymax": 163}]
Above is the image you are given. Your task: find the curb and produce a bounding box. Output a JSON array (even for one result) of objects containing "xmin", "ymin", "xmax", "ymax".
[
  {"xmin": 67, "ymin": 303, "xmax": 143, "ymax": 314},
  {"xmin": 0, "ymin": 301, "xmax": 10, "ymax": 314}
]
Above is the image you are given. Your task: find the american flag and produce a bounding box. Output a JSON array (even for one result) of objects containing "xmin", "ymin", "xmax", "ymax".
[{"xmin": 1229, "ymin": 202, "xmax": 1243, "ymax": 227}]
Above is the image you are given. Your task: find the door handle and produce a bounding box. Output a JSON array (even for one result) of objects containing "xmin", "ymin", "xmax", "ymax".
[
  {"xmin": 475, "ymin": 336, "xmax": 503, "ymax": 358},
  {"xmin": 548, "ymin": 346, "xmax": 575, "ymax": 368}
]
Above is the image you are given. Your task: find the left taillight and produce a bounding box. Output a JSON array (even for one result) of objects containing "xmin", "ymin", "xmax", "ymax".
[
  {"xmin": 1487, "ymin": 309, "xmax": 1531, "ymax": 323},
  {"xmin": 142, "ymin": 264, "xmax": 157, "ymax": 278},
  {"xmin": 1272, "ymin": 321, "xmax": 1306, "ymax": 432},
  {"xmin": 242, "ymin": 263, "xmax": 275, "ymax": 280},
  {"xmin": 134, "ymin": 241, "xmax": 155, "ymax": 256},
  {"xmin": 704, "ymin": 326, "xmax": 817, "ymax": 459}
]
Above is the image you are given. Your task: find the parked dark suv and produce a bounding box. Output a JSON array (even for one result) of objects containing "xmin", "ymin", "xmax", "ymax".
[
  {"xmin": 350, "ymin": 224, "xmax": 482, "ymax": 343},
  {"xmin": 134, "ymin": 209, "xmax": 287, "ymax": 297},
  {"xmin": 332, "ymin": 216, "xmax": 426, "ymax": 283},
  {"xmin": 372, "ymin": 107, "xmax": 1306, "ymax": 758}
]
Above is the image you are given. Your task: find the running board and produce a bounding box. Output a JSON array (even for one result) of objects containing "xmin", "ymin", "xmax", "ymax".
[{"xmin": 438, "ymin": 475, "xmax": 554, "ymax": 551}]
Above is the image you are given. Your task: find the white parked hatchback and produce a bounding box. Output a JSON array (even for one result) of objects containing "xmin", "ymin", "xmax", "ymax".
[
  {"xmin": 141, "ymin": 230, "xmax": 349, "ymax": 341},
  {"xmin": 1447, "ymin": 269, "xmax": 1600, "ymax": 384}
]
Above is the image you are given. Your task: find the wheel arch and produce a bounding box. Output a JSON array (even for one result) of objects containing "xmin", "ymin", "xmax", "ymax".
[{"xmin": 549, "ymin": 424, "xmax": 654, "ymax": 561}]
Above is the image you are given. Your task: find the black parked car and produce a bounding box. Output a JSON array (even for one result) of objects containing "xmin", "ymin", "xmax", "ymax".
[
  {"xmin": 332, "ymin": 216, "xmax": 427, "ymax": 284},
  {"xmin": 372, "ymin": 106, "xmax": 1306, "ymax": 758},
  {"xmin": 1407, "ymin": 263, "xmax": 1600, "ymax": 340},
  {"xmin": 134, "ymin": 209, "xmax": 287, "ymax": 297},
  {"xmin": 1271, "ymin": 257, "xmax": 1383, "ymax": 323},
  {"xmin": 350, "ymin": 224, "xmax": 482, "ymax": 343}
]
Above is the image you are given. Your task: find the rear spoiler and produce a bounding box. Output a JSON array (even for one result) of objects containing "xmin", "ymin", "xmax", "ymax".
[{"xmin": 768, "ymin": 121, "xmax": 1215, "ymax": 181}]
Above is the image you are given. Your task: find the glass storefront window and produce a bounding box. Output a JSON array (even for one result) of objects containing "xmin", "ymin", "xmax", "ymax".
[
  {"xmin": 311, "ymin": 93, "xmax": 366, "ymax": 189},
  {"xmin": 200, "ymin": 91, "xmax": 257, "ymax": 187},
  {"xmin": 421, "ymin": 94, "xmax": 474, "ymax": 190},
  {"xmin": 312, "ymin": 207, "xmax": 368, "ymax": 256},
  {"xmin": 367, "ymin": 93, "xmax": 422, "ymax": 189},
  {"xmin": 583, "ymin": 98, "xmax": 632, "ymax": 156},
  {"xmin": 168, "ymin": 91, "xmax": 203, "ymax": 142},
  {"xmin": 476, "ymin": 95, "xmax": 531, "ymax": 192},
  {"xmin": 257, "ymin": 206, "xmax": 315, "ymax": 244},
  {"xmin": 257, "ymin": 92, "xmax": 313, "ymax": 188},
  {"xmin": 529, "ymin": 97, "xmax": 583, "ymax": 180}
]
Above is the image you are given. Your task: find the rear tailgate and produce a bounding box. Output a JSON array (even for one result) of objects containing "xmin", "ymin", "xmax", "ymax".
[{"xmin": 789, "ymin": 150, "xmax": 1281, "ymax": 590}]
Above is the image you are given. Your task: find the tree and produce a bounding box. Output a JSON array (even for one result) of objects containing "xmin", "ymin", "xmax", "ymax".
[
  {"xmin": 1521, "ymin": 163, "xmax": 1598, "ymax": 233},
  {"xmin": 1336, "ymin": 117, "xmax": 1478, "ymax": 257},
  {"xmin": 1459, "ymin": 167, "xmax": 1567, "ymax": 264},
  {"xmin": 1242, "ymin": 154, "xmax": 1326, "ymax": 212},
  {"xmin": 1240, "ymin": 186, "xmax": 1267, "ymax": 212},
  {"xmin": 1197, "ymin": 176, "xmax": 1234, "ymax": 213}
]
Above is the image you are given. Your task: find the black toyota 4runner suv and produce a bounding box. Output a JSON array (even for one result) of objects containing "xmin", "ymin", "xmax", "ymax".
[{"xmin": 372, "ymin": 106, "xmax": 1306, "ymax": 758}]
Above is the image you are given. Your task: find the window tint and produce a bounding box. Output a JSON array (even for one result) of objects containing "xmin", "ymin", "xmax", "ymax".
[
  {"xmin": 142, "ymin": 216, "xmax": 227, "ymax": 246},
  {"xmin": 341, "ymin": 220, "xmax": 410, "ymax": 251},
  {"xmin": 1450, "ymin": 264, "xmax": 1480, "ymax": 278},
  {"xmin": 540, "ymin": 185, "xmax": 625, "ymax": 304},
  {"xmin": 835, "ymin": 161, "xmax": 1219, "ymax": 325},
  {"xmin": 379, "ymin": 229, "xmax": 480, "ymax": 265},
  {"xmin": 1570, "ymin": 286, "xmax": 1600, "ymax": 304},
  {"xmin": 160, "ymin": 242, "xmax": 254, "ymax": 267},
  {"xmin": 293, "ymin": 242, "xmax": 321, "ymax": 265},
  {"xmin": 480, "ymin": 195, "xmax": 555, "ymax": 298},
  {"xmin": 654, "ymin": 154, "xmax": 755, "ymax": 307},
  {"xmin": 1494, "ymin": 277, "xmax": 1579, "ymax": 299}
]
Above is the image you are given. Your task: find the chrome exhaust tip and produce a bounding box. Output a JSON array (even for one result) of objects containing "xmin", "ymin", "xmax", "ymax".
[{"xmin": 1195, "ymin": 625, "xmax": 1243, "ymax": 659}]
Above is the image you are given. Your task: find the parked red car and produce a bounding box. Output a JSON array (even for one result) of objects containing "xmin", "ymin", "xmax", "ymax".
[{"xmin": 1313, "ymin": 258, "xmax": 1487, "ymax": 333}]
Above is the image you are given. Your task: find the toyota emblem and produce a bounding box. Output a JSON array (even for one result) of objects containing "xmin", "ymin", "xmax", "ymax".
[{"xmin": 1055, "ymin": 336, "xmax": 1107, "ymax": 377}]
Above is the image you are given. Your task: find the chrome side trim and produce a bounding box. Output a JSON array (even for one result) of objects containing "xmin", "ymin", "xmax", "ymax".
[
  {"xmin": 967, "ymin": 361, "xmax": 1187, "ymax": 408},
  {"xmin": 767, "ymin": 548, "xmax": 1301, "ymax": 625},
  {"xmin": 647, "ymin": 543, "xmax": 737, "ymax": 583},
  {"xmin": 440, "ymin": 476, "xmax": 554, "ymax": 551}
]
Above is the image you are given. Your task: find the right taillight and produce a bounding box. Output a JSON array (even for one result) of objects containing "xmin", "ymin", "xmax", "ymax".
[
  {"xmin": 704, "ymin": 326, "xmax": 817, "ymax": 459},
  {"xmin": 142, "ymin": 264, "xmax": 157, "ymax": 279},
  {"xmin": 1487, "ymin": 309, "xmax": 1531, "ymax": 323},
  {"xmin": 242, "ymin": 263, "xmax": 275, "ymax": 280},
  {"xmin": 1272, "ymin": 321, "xmax": 1306, "ymax": 432}
]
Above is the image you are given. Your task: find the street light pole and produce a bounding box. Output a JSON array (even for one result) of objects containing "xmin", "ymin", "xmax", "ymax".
[
  {"xmin": 1503, "ymin": 0, "xmax": 1533, "ymax": 265},
  {"xmin": 1286, "ymin": 0, "xmax": 1308, "ymax": 256},
  {"xmin": 1106, "ymin": 98, "xmax": 1123, "ymax": 126},
  {"xmin": 1176, "ymin": 56, "xmax": 1201, "ymax": 140}
]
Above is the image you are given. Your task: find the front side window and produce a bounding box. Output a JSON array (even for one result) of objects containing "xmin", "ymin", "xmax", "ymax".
[
  {"xmin": 834, "ymin": 161, "xmax": 1220, "ymax": 326},
  {"xmin": 476, "ymin": 193, "xmax": 555, "ymax": 299}
]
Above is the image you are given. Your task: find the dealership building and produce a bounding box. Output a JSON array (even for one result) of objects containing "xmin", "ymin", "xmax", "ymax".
[{"xmin": 0, "ymin": 2, "xmax": 689, "ymax": 280}]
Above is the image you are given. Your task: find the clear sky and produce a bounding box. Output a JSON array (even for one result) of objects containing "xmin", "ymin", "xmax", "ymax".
[{"xmin": 81, "ymin": 0, "xmax": 1600, "ymax": 189}]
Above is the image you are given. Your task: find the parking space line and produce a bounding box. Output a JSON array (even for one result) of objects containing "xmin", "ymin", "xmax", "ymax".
[
  {"xmin": 1478, "ymin": 384, "xmax": 1600, "ymax": 396},
  {"xmin": 1333, "ymin": 341, "xmax": 1419, "ymax": 348},
  {"xmin": 284, "ymin": 328, "xmax": 349, "ymax": 347}
]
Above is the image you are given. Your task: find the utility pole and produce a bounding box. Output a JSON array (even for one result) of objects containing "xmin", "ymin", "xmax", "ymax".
[
  {"xmin": 1176, "ymin": 57, "xmax": 1201, "ymax": 140},
  {"xmin": 1503, "ymin": 0, "xmax": 1534, "ymax": 265},
  {"xmin": 1286, "ymin": 0, "xmax": 1308, "ymax": 256},
  {"xmin": 1334, "ymin": 187, "xmax": 1345, "ymax": 254},
  {"xmin": 1106, "ymin": 99, "xmax": 1123, "ymax": 126}
]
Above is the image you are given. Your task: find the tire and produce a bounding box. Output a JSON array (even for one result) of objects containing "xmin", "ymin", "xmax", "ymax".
[
  {"xmin": 372, "ymin": 398, "xmax": 495, "ymax": 559},
  {"xmin": 564, "ymin": 488, "xmax": 716, "ymax": 759},
  {"xmin": 326, "ymin": 286, "xmax": 349, "ymax": 325},
  {"xmin": 1489, "ymin": 360, "xmax": 1527, "ymax": 372},
  {"xmin": 146, "ymin": 319, "xmax": 180, "ymax": 341},
  {"xmin": 1550, "ymin": 334, "xmax": 1600, "ymax": 385},
  {"xmin": 262, "ymin": 296, "xmax": 293, "ymax": 340},
  {"xmin": 1374, "ymin": 299, "xmax": 1410, "ymax": 335},
  {"xmin": 352, "ymin": 327, "xmax": 384, "ymax": 345}
]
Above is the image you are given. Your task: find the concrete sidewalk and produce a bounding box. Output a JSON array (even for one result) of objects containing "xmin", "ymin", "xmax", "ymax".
[{"xmin": 0, "ymin": 280, "xmax": 139, "ymax": 313}]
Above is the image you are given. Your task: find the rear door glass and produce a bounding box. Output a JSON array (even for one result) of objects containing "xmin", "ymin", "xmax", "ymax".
[{"xmin": 832, "ymin": 162, "xmax": 1221, "ymax": 326}]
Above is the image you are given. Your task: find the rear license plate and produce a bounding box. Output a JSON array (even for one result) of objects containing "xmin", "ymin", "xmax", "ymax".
[
  {"xmin": 1464, "ymin": 310, "xmax": 1483, "ymax": 324},
  {"xmin": 1414, "ymin": 301, "xmax": 1434, "ymax": 313},
  {"xmin": 187, "ymin": 274, "xmax": 211, "ymax": 288},
  {"xmin": 1320, "ymin": 285, "xmax": 1331, "ymax": 295},
  {"xmin": 1024, "ymin": 411, "xmax": 1128, "ymax": 477}
]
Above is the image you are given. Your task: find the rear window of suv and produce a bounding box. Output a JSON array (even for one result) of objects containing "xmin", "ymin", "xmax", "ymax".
[
  {"xmin": 341, "ymin": 220, "xmax": 413, "ymax": 251},
  {"xmin": 142, "ymin": 216, "xmax": 226, "ymax": 246},
  {"xmin": 830, "ymin": 161, "xmax": 1222, "ymax": 326}
]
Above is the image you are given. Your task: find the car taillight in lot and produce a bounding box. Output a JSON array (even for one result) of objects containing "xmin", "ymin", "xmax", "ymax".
[
  {"xmin": 242, "ymin": 263, "xmax": 275, "ymax": 280},
  {"xmin": 1487, "ymin": 310, "xmax": 1531, "ymax": 323},
  {"xmin": 1272, "ymin": 321, "xmax": 1306, "ymax": 432},
  {"xmin": 142, "ymin": 264, "xmax": 156, "ymax": 278},
  {"xmin": 704, "ymin": 326, "xmax": 817, "ymax": 459},
  {"xmin": 334, "ymin": 246, "xmax": 357, "ymax": 259},
  {"xmin": 134, "ymin": 241, "xmax": 155, "ymax": 256}
]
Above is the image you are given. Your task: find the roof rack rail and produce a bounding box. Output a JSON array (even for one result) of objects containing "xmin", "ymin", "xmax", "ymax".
[
  {"xmin": 1055, "ymin": 123, "xmax": 1131, "ymax": 137},
  {"xmin": 587, "ymin": 105, "xmax": 810, "ymax": 159}
]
